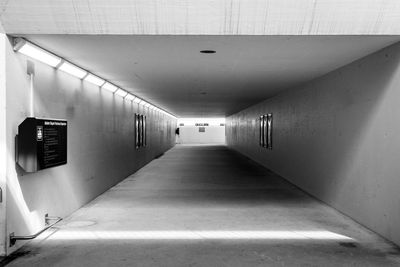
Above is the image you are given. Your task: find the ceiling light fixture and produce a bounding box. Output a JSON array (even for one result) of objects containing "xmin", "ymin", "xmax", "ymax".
[
  {"xmin": 84, "ymin": 74, "xmax": 105, "ymax": 87},
  {"xmin": 14, "ymin": 38, "xmax": 62, "ymax": 67},
  {"xmin": 115, "ymin": 89, "xmax": 128, "ymax": 98},
  {"xmin": 58, "ymin": 61, "xmax": 87, "ymax": 79},
  {"xmin": 125, "ymin": 94, "xmax": 135, "ymax": 101},
  {"xmin": 102, "ymin": 82, "xmax": 118, "ymax": 93}
]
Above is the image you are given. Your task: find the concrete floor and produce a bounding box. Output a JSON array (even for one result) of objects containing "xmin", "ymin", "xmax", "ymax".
[{"xmin": 3, "ymin": 145, "xmax": 400, "ymax": 266}]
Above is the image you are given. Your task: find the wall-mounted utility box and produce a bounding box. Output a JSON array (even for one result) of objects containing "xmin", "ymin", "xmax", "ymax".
[{"xmin": 17, "ymin": 117, "xmax": 67, "ymax": 172}]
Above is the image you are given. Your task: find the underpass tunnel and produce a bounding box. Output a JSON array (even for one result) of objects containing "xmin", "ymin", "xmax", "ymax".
[{"xmin": 0, "ymin": 2, "xmax": 400, "ymax": 266}]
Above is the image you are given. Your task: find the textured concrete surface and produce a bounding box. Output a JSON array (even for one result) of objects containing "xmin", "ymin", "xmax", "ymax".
[
  {"xmin": 2, "ymin": 0, "xmax": 400, "ymax": 35},
  {"xmin": 2, "ymin": 145, "xmax": 400, "ymax": 266},
  {"xmin": 226, "ymin": 41, "xmax": 400, "ymax": 247}
]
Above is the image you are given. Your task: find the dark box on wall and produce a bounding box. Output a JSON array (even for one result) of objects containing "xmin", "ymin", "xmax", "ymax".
[{"xmin": 17, "ymin": 117, "xmax": 67, "ymax": 172}]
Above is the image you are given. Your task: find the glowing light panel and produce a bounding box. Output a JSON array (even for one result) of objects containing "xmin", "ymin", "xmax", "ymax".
[
  {"xmin": 115, "ymin": 89, "xmax": 128, "ymax": 97},
  {"xmin": 17, "ymin": 42, "xmax": 61, "ymax": 67},
  {"xmin": 102, "ymin": 82, "xmax": 118, "ymax": 93},
  {"xmin": 125, "ymin": 94, "xmax": 135, "ymax": 101},
  {"xmin": 58, "ymin": 62, "xmax": 87, "ymax": 79},
  {"xmin": 85, "ymin": 74, "xmax": 105, "ymax": 87}
]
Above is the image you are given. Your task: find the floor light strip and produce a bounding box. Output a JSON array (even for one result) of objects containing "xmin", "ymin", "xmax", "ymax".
[
  {"xmin": 102, "ymin": 82, "xmax": 118, "ymax": 93},
  {"xmin": 45, "ymin": 230, "xmax": 353, "ymax": 241}
]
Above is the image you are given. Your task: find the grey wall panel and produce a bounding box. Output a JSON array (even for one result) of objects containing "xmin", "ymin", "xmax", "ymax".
[
  {"xmin": 5, "ymin": 38, "xmax": 176, "ymax": 254},
  {"xmin": 226, "ymin": 42, "xmax": 400, "ymax": 246},
  {"xmin": 0, "ymin": 34, "xmax": 7, "ymax": 256}
]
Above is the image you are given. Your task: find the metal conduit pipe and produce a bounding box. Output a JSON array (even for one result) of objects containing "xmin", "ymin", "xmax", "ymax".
[{"xmin": 9, "ymin": 214, "xmax": 62, "ymax": 247}]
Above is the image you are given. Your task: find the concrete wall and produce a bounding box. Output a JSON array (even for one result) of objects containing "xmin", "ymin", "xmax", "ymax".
[
  {"xmin": 226, "ymin": 42, "xmax": 400, "ymax": 246},
  {"xmin": 0, "ymin": 34, "xmax": 7, "ymax": 256},
  {"xmin": 4, "ymin": 37, "xmax": 176, "ymax": 254},
  {"xmin": 179, "ymin": 126, "xmax": 225, "ymax": 144}
]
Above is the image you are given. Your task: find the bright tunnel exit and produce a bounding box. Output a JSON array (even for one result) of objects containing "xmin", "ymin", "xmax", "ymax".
[{"xmin": 177, "ymin": 118, "xmax": 226, "ymax": 145}]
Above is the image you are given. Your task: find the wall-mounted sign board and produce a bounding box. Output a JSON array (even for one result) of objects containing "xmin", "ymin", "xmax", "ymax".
[{"xmin": 17, "ymin": 117, "xmax": 67, "ymax": 172}]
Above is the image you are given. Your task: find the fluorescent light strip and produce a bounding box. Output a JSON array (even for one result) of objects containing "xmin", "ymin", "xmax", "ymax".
[
  {"xmin": 45, "ymin": 230, "xmax": 353, "ymax": 241},
  {"xmin": 58, "ymin": 61, "xmax": 87, "ymax": 79},
  {"xmin": 14, "ymin": 38, "xmax": 177, "ymax": 118},
  {"xmin": 125, "ymin": 94, "xmax": 135, "ymax": 101},
  {"xmin": 16, "ymin": 41, "xmax": 61, "ymax": 67},
  {"xmin": 115, "ymin": 89, "xmax": 128, "ymax": 98},
  {"xmin": 102, "ymin": 82, "xmax": 118, "ymax": 93},
  {"xmin": 85, "ymin": 74, "xmax": 105, "ymax": 87}
]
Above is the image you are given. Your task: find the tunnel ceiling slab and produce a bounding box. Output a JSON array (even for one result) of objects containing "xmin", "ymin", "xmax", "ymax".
[
  {"xmin": 2, "ymin": 0, "xmax": 400, "ymax": 35},
  {"xmin": 16, "ymin": 35, "xmax": 400, "ymax": 117}
]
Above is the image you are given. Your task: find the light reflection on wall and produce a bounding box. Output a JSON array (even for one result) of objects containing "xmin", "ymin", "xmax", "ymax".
[{"xmin": 7, "ymin": 153, "xmax": 43, "ymax": 234}]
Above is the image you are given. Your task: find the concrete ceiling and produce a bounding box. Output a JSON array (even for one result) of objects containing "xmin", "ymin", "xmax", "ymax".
[
  {"xmin": 3, "ymin": 1, "xmax": 400, "ymax": 117},
  {"xmin": 2, "ymin": 0, "xmax": 400, "ymax": 35},
  {"xmin": 20, "ymin": 35, "xmax": 400, "ymax": 117}
]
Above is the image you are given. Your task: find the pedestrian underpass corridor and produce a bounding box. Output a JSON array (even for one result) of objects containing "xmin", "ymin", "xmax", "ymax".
[{"xmin": 4, "ymin": 145, "xmax": 400, "ymax": 266}]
